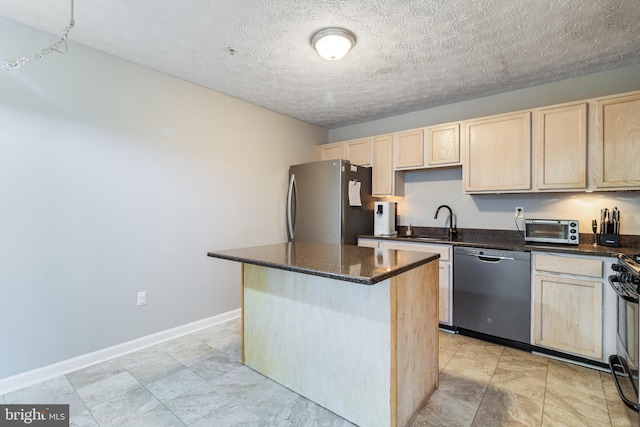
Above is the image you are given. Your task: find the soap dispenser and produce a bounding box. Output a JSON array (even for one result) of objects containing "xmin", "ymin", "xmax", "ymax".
[{"xmin": 406, "ymin": 224, "xmax": 413, "ymax": 236}]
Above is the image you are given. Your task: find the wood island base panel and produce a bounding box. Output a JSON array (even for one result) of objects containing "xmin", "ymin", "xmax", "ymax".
[{"xmin": 242, "ymin": 262, "xmax": 439, "ymax": 427}]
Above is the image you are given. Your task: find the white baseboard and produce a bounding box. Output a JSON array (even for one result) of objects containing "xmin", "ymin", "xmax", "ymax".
[{"xmin": 0, "ymin": 309, "xmax": 241, "ymax": 395}]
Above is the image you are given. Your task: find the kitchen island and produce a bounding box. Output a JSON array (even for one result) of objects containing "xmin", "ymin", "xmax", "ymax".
[{"xmin": 207, "ymin": 242, "xmax": 440, "ymax": 427}]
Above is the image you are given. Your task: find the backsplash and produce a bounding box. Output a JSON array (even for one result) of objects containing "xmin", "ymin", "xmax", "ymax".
[
  {"xmin": 396, "ymin": 225, "xmax": 640, "ymax": 249},
  {"xmin": 396, "ymin": 168, "xmax": 640, "ymax": 236}
]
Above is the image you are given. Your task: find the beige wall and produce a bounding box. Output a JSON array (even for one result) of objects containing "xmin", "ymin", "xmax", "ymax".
[{"xmin": 0, "ymin": 17, "xmax": 325, "ymax": 379}]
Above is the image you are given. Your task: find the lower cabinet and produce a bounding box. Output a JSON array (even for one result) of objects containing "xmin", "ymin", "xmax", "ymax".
[
  {"xmin": 358, "ymin": 238, "xmax": 452, "ymax": 326},
  {"xmin": 437, "ymin": 262, "xmax": 451, "ymax": 325},
  {"xmin": 532, "ymin": 253, "xmax": 604, "ymax": 360}
]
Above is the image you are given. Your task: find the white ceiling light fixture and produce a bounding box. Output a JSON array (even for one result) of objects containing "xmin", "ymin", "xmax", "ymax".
[{"xmin": 311, "ymin": 27, "xmax": 356, "ymax": 61}]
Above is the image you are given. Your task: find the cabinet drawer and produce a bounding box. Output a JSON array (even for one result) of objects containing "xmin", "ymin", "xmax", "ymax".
[
  {"xmin": 380, "ymin": 241, "xmax": 450, "ymax": 261},
  {"xmin": 358, "ymin": 239, "xmax": 380, "ymax": 249},
  {"xmin": 534, "ymin": 254, "xmax": 602, "ymax": 278}
]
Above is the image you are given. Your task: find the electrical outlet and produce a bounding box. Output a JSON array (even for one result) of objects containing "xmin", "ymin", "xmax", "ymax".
[
  {"xmin": 137, "ymin": 291, "xmax": 147, "ymax": 307},
  {"xmin": 515, "ymin": 207, "xmax": 524, "ymax": 218}
]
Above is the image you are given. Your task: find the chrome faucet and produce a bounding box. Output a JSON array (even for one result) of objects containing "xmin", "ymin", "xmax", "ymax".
[{"xmin": 434, "ymin": 204, "xmax": 457, "ymax": 241}]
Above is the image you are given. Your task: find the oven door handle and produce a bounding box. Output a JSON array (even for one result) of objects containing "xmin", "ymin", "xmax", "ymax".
[
  {"xmin": 608, "ymin": 275, "xmax": 639, "ymax": 303},
  {"xmin": 609, "ymin": 355, "xmax": 640, "ymax": 412}
]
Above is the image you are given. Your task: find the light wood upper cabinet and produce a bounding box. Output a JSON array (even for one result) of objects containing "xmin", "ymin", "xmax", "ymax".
[
  {"xmin": 316, "ymin": 142, "xmax": 344, "ymax": 161},
  {"xmin": 372, "ymin": 134, "xmax": 403, "ymax": 196},
  {"xmin": 327, "ymin": 89, "xmax": 639, "ymax": 195},
  {"xmin": 323, "ymin": 134, "xmax": 400, "ymax": 196},
  {"xmin": 534, "ymin": 103, "xmax": 587, "ymax": 191},
  {"xmin": 463, "ymin": 111, "xmax": 532, "ymax": 193},
  {"xmin": 344, "ymin": 138, "xmax": 372, "ymax": 166},
  {"xmin": 395, "ymin": 129, "xmax": 425, "ymax": 169},
  {"xmin": 595, "ymin": 92, "xmax": 640, "ymax": 189},
  {"xmin": 316, "ymin": 138, "xmax": 371, "ymax": 166},
  {"xmin": 428, "ymin": 122, "xmax": 460, "ymax": 166}
]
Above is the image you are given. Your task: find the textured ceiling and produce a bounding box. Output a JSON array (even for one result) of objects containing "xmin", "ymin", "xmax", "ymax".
[{"xmin": 2, "ymin": 0, "xmax": 640, "ymax": 129}]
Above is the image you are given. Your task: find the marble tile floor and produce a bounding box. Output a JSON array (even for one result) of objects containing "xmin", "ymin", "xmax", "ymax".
[{"xmin": 1, "ymin": 318, "xmax": 638, "ymax": 426}]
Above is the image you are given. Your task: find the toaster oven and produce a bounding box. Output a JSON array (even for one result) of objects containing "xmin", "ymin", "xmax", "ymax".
[{"xmin": 524, "ymin": 219, "xmax": 579, "ymax": 245}]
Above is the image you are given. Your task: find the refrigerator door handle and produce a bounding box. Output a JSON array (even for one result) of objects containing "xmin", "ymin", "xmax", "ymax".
[{"xmin": 286, "ymin": 173, "xmax": 296, "ymax": 241}]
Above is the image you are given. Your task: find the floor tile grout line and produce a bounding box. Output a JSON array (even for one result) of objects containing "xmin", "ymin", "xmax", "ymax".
[
  {"xmin": 600, "ymin": 373, "xmax": 616, "ymax": 427},
  {"xmin": 60, "ymin": 371, "xmax": 102, "ymax": 427},
  {"xmin": 3, "ymin": 327, "xmax": 629, "ymax": 427},
  {"xmin": 600, "ymin": 372, "xmax": 626, "ymax": 427},
  {"xmin": 540, "ymin": 354, "xmax": 549, "ymax": 427},
  {"xmin": 471, "ymin": 345, "xmax": 505, "ymax": 427},
  {"xmin": 138, "ymin": 360, "xmax": 233, "ymax": 425},
  {"xmin": 63, "ymin": 345, "xmax": 200, "ymax": 427},
  {"xmin": 543, "ymin": 364, "xmax": 614, "ymax": 426}
]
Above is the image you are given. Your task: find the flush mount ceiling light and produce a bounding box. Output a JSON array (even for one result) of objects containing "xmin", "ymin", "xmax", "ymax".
[{"xmin": 311, "ymin": 28, "xmax": 356, "ymax": 61}]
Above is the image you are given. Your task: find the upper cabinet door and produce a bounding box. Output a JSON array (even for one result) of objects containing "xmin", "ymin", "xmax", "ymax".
[
  {"xmin": 344, "ymin": 138, "xmax": 372, "ymax": 166},
  {"xmin": 372, "ymin": 134, "xmax": 395, "ymax": 196},
  {"xmin": 534, "ymin": 103, "xmax": 587, "ymax": 190},
  {"xmin": 463, "ymin": 111, "xmax": 532, "ymax": 193},
  {"xmin": 395, "ymin": 129, "xmax": 425, "ymax": 169},
  {"xmin": 595, "ymin": 92, "xmax": 640, "ymax": 189},
  {"xmin": 427, "ymin": 122, "xmax": 460, "ymax": 166},
  {"xmin": 316, "ymin": 142, "xmax": 344, "ymax": 161}
]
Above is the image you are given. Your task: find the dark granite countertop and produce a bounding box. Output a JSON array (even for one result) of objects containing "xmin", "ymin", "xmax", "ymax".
[
  {"xmin": 207, "ymin": 242, "xmax": 439, "ymax": 285},
  {"xmin": 359, "ymin": 227, "xmax": 640, "ymax": 258}
]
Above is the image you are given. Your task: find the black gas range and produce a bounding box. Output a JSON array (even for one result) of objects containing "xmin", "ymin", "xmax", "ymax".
[{"xmin": 609, "ymin": 253, "xmax": 640, "ymax": 415}]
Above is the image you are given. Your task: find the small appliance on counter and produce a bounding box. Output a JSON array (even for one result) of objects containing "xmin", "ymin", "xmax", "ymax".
[
  {"xmin": 374, "ymin": 201, "xmax": 397, "ymax": 236},
  {"xmin": 595, "ymin": 207, "xmax": 621, "ymax": 247},
  {"xmin": 524, "ymin": 219, "xmax": 579, "ymax": 245}
]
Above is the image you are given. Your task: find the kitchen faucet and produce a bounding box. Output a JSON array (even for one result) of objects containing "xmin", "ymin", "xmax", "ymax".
[{"xmin": 434, "ymin": 205, "xmax": 457, "ymax": 241}]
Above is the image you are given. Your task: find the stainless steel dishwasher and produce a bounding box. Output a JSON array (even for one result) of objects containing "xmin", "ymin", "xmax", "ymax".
[{"xmin": 453, "ymin": 247, "xmax": 531, "ymax": 343}]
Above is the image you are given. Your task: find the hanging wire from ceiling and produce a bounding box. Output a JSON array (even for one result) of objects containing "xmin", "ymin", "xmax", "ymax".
[{"xmin": 1, "ymin": 0, "xmax": 76, "ymax": 71}]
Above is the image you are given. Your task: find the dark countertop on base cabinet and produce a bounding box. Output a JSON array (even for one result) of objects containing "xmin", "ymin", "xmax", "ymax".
[{"xmin": 207, "ymin": 241, "xmax": 439, "ymax": 285}]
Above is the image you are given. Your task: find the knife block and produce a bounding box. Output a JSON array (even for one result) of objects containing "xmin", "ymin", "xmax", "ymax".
[{"xmin": 600, "ymin": 233, "xmax": 620, "ymax": 247}]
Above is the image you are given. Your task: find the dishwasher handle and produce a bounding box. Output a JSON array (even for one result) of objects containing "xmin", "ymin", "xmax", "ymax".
[
  {"xmin": 462, "ymin": 252, "xmax": 515, "ymax": 262},
  {"xmin": 476, "ymin": 255, "xmax": 512, "ymax": 263}
]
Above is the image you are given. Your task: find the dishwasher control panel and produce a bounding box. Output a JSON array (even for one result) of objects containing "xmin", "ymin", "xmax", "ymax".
[
  {"xmin": 455, "ymin": 247, "xmax": 527, "ymax": 261},
  {"xmin": 468, "ymin": 249, "xmax": 510, "ymax": 258}
]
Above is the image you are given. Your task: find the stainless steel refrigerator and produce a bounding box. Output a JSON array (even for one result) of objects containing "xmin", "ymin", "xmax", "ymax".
[{"xmin": 286, "ymin": 159, "xmax": 373, "ymax": 245}]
